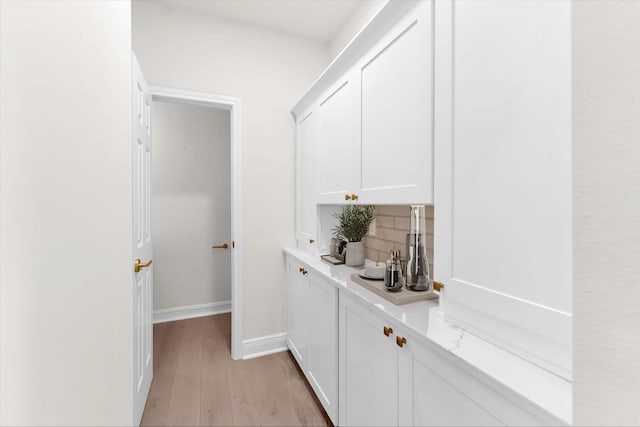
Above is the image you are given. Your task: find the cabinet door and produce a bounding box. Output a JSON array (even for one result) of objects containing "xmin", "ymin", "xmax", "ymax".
[
  {"xmin": 356, "ymin": 1, "xmax": 433, "ymax": 205},
  {"xmin": 398, "ymin": 337, "xmax": 503, "ymax": 427},
  {"xmin": 433, "ymin": 0, "xmax": 572, "ymax": 378},
  {"xmin": 295, "ymin": 109, "xmax": 317, "ymax": 252},
  {"xmin": 286, "ymin": 257, "xmax": 309, "ymax": 368},
  {"xmin": 307, "ymin": 273, "xmax": 339, "ymax": 424},
  {"xmin": 339, "ymin": 293, "xmax": 398, "ymax": 426},
  {"xmin": 317, "ymin": 72, "xmax": 357, "ymax": 204}
]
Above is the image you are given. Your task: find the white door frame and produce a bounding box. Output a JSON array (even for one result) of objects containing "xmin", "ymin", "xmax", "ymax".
[{"xmin": 149, "ymin": 85, "xmax": 244, "ymax": 360}]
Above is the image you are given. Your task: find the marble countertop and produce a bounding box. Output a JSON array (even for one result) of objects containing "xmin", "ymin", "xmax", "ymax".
[{"xmin": 283, "ymin": 247, "xmax": 572, "ymax": 425}]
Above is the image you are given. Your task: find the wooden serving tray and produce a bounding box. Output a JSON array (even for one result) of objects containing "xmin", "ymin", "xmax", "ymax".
[{"xmin": 350, "ymin": 273, "xmax": 438, "ymax": 306}]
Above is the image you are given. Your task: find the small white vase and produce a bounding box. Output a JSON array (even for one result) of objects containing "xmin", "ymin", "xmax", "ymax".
[{"xmin": 345, "ymin": 241, "xmax": 365, "ymax": 267}]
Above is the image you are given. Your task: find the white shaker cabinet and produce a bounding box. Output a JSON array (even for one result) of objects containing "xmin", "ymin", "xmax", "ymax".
[
  {"xmin": 294, "ymin": 1, "xmax": 434, "ymax": 206},
  {"xmin": 307, "ymin": 272, "xmax": 339, "ymax": 423},
  {"xmin": 286, "ymin": 256, "xmax": 309, "ymax": 368},
  {"xmin": 433, "ymin": 0, "xmax": 572, "ymax": 379},
  {"xmin": 339, "ymin": 289, "xmax": 555, "ymax": 427},
  {"xmin": 356, "ymin": 0, "xmax": 433, "ymax": 205},
  {"xmin": 339, "ymin": 292, "xmax": 398, "ymax": 427},
  {"xmin": 295, "ymin": 108, "xmax": 318, "ymax": 253},
  {"xmin": 317, "ymin": 72, "xmax": 357, "ymax": 204},
  {"xmin": 285, "ymin": 254, "xmax": 339, "ymax": 425}
]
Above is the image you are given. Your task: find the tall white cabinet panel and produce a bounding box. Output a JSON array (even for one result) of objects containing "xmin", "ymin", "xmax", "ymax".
[
  {"xmin": 295, "ymin": 109, "xmax": 318, "ymax": 252},
  {"xmin": 307, "ymin": 272, "xmax": 338, "ymax": 424},
  {"xmin": 317, "ymin": 73, "xmax": 357, "ymax": 204},
  {"xmin": 357, "ymin": 1, "xmax": 433, "ymax": 204},
  {"xmin": 433, "ymin": 0, "xmax": 572, "ymax": 378},
  {"xmin": 339, "ymin": 293, "xmax": 398, "ymax": 427},
  {"xmin": 286, "ymin": 256, "xmax": 309, "ymax": 368}
]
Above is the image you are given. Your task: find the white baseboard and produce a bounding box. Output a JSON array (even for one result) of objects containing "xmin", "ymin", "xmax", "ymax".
[
  {"xmin": 153, "ymin": 301, "xmax": 231, "ymax": 324},
  {"xmin": 242, "ymin": 332, "xmax": 288, "ymax": 360}
]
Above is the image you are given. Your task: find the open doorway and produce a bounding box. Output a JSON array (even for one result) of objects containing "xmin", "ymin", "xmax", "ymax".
[{"xmin": 150, "ymin": 87, "xmax": 243, "ymax": 361}]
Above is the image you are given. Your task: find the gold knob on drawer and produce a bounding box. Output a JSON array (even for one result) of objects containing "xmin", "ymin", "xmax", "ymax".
[
  {"xmin": 396, "ymin": 336, "xmax": 407, "ymax": 348},
  {"xmin": 309, "ymin": 239, "xmax": 315, "ymax": 244},
  {"xmin": 299, "ymin": 267, "xmax": 304, "ymax": 273},
  {"xmin": 351, "ymin": 194, "xmax": 358, "ymax": 200},
  {"xmin": 383, "ymin": 326, "xmax": 393, "ymax": 337},
  {"xmin": 433, "ymin": 281, "xmax": 444, "ymax": 292},
  {"xmin": 345, "ymin": 194, "xmax": 351, "ymax": 201},
  {"xmin": 302, "ymin": 269, "xmax": 308, "ymax": 276}
]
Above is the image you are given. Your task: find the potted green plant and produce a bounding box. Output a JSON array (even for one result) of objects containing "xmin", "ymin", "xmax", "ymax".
[{"xmin": 333, "ymin": 205, "xmax": 376, "ymax": 266}]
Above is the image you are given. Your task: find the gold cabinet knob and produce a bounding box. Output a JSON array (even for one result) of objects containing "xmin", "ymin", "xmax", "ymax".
[
  {"xmin": 383, "ymin": 326, "xmax": 393, "ymax": 337},
  {"xmin": 351, "ymin": 194, "xmax": 358, "ymax": 200},
  {"xmin": 309, "ymin": 239, "xmax": 315, "ymax": 244},
  {"xmin": 212, "ymin": 243, "xmax": 228, "ymax": 249},
  {"xmin": 433, "ymin": 281, "xmax": 444, "ymax": 292},
  {"xmin": 396, "ymin": 336, "xmax": 407, "ymax": 348},
  {"xmin": 302, "ymin": 269, "xmax": 308, "ymax": 275},
  {"xmin": 134, "ymin": 258, "xmax": 153, "ymax": 273},
  {"xmin": 345, "ymin": 194, "xmax": 351, "ymax": 201},
  {"xmin": 299, "ymin": 267, "xmax": 304, "ymax": 273}
]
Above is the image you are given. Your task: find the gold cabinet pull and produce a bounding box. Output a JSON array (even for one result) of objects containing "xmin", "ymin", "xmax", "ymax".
[
  {"xmin": 433, "ymin": 281, "xmax": 444, "ymax": 292},
  {"xmin": 212, "ymin": 243, "xmax": 229, "ymax": 249},
  {"xmin": 299, "ymin": 267, "xmax": 304, "ymax": 273},
  {"xmin": 383, "ymin": 326, "xmax": 393, "ymax": 337},
  {"xmin": 134, "ymin": 258, "xmax": 153, "ymax": 273},
  {"xmin": 302, "ymin": 269, "xmax": 308, "ymax": 276},
  {"xmin": 396, "ymin": 336, "xmax": 407, "ymax": 348},
  {"xmin": 345, "ymin": 194, "xmax": 351, "ymax": 201},
  {"xmin": 309, "ymin": 239, "xmax": 315, "ymax": 244},
  {"xmin": 351, "ymin": 194, "xmax": 358, "ymax": 200}
]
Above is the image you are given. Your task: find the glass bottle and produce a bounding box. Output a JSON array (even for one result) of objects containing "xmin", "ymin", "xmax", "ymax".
[
  {"xmin": 384, "ymin": 250, "xmax": 403, "ymax": 292},
  {"xmin": 406, "ymin": 205, "xmax": 430, "ymax": 291}
]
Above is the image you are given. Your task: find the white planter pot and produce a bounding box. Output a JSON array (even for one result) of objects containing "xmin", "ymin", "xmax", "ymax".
[{"xmin": 345, "ymin": 241, "xmax": 365, "ymax": 267}]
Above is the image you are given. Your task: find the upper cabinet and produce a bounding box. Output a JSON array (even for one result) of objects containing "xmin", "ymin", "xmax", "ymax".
[
  {"xmin": 317, "ymin": 73, "xmax": 357, "ymax": 204},
  {"xmin": 293, "ymin": 1, "xmax": 433, "ymax": 206},
  {"xmin": 433, "ymin": 0, "xmax": 572, "ymax": 379},
  {"xmin": 295, "ymin": 108, "xmax": 318, "ymax": 252},
  {"xmin": 356, "ymin": 0, "xmax": 433, "ymax": 205}
]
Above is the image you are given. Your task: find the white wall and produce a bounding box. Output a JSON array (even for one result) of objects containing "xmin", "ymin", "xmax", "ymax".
[
  {"xmin": 152, "ymin": 101, "xmax": 231, "ymax": 311},
  {"xmin": 0, "ymin": 1, "xmax": 133, "ymax": 425},
  {"xmin": 573, "ymin": 1, "xmax": 640, "ymax": 425},
  {"xmin": 328, "ymin": 0, "xmax": 387, "ymax": 60},
  {"xmin": 133, "ymin": 2, "xmax": 330, "ymax": 340}
]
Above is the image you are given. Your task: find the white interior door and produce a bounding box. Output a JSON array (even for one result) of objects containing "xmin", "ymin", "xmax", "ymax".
[{"xmin": 132, "ymin": 53, "xmax": 153, "ymax": 425}]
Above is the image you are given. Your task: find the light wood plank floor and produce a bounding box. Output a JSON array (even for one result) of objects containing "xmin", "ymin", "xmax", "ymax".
[{"xmin": 141, "ymin": 313, "xmax": 332, "ymax": 426}]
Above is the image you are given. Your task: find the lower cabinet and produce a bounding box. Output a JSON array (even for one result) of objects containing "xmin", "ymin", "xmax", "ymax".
[
  {"xmin": 286, "ymin": 256, "xmax": 309, "ymax": 368},
  {"xmin": 397, "ymin": 336, "xmax": 503, "ymax": 427},
  {"xmin": 339, "ymin": 291, "xmax": 554, "ymax": 427},
  {"xmin": 286, "ymin": 253, "xmax": 561, "ymax": 427},
  {"xmin": 286, "ymin": 255, "xmax": 338, "ymax": 424},
  {"xmin": 307, "ymin": 272, "xmax": 338, "ymax": 423},
  {"xmin": 339, "ymin": 291, "xmax": 398, "ymax": 426}
]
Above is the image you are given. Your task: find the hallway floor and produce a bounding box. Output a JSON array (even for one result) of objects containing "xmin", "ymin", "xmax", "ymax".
[{"xmin": 141, "ymin": 313, "xmax": 331, "ymax": 426}]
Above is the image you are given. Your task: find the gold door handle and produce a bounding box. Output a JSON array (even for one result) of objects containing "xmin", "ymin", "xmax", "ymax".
[
  {"xmin": 396, "ymin": 336, "xmax": 407, "ymax": 348},
  {"xmin": 351, "ymin": 194, "xmax": 358, "ymax": 200},
  {"xmin": 212, "ymin": 243, "xmax": 229, "ymax": 249},
  {"xmin": 345, "ymin": 194, "xmax": 351, "ymax": 201},
  {"xmin": 433, "ymin": 281, "xmax": 444, "ymax": 292},
  {"xmin": 383, "ymin": 326, "xmax": 393, "ymax": 337},
  {"xmin": 134, "ymin": 258, "xmax": 153, "ymax": 273}
]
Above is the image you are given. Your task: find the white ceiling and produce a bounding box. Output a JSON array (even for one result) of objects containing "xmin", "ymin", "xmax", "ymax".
[{"xmin": 156, "ymin": 0, "xmax": 364, "ymax": 43}]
